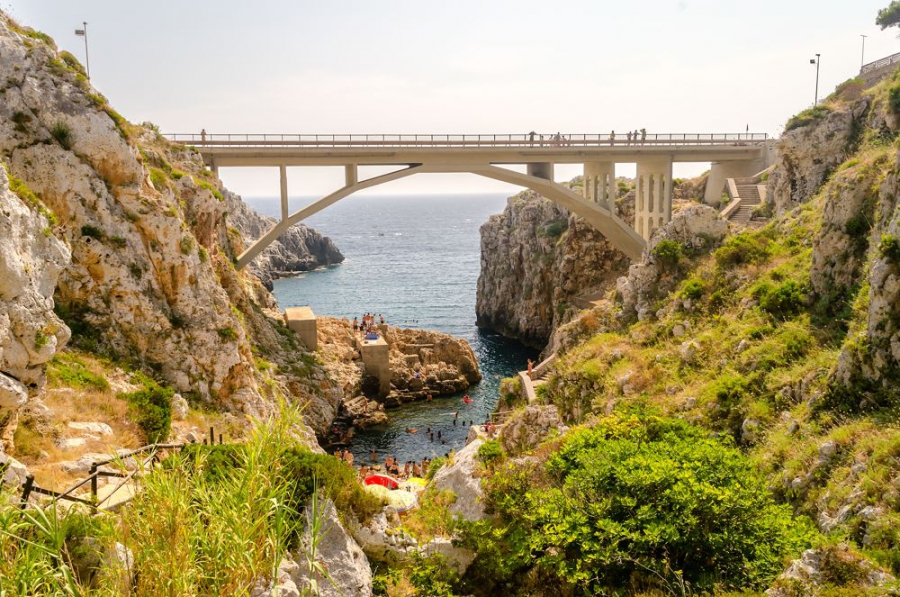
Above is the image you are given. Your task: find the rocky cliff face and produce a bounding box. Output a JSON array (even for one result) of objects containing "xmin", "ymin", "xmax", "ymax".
[
  {"xmin": 476, "ymin": 189, "xmax": 631, "ymax": 349},
  {"xmin": 0, "ymin": 15, "xmax": 341, "ymax": 439},
  {"xmin": 224, "ymin": 189, "xmax": 344, "ymax": 290},
  {"xmin": 0, "ymin": 165, "xmax": 70, "ymax": 453}
]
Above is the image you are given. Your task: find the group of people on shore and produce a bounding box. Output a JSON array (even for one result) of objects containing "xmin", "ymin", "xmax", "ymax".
[
  {"xmin": 361, "ymin": 452, "xmax": 433, "ymax": 480},
  {"xmin": 353, "ymin": 313, "xmax": 384, "ymax": 334}
]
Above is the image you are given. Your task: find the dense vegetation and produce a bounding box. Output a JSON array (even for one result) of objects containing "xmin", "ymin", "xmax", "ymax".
[
  {"xmin": 457, "ymin": 414, "xmax": 813, "ymax": 595},
  {"xmin": 0, "ymin": 407, "xmax": 383, "ymax": 596}
]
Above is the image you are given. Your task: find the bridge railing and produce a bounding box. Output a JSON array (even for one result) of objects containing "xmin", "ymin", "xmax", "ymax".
[
  {"xmin": 165, "ymin": 132, "xmax": 769, "ymax": 148},
  {"xmin": 861, "ymin": 51, "xmax": 900, "ymax": 75}
]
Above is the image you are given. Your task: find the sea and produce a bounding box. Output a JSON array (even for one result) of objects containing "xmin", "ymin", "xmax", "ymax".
[{"xmin": 244, "ymin": 193, "xmax": 540, "ymax": 466}]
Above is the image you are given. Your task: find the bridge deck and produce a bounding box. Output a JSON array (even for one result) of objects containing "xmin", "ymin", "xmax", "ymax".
[{"xmin": 167, "ymin": 133, "xmax": 769, "ymax": 167}]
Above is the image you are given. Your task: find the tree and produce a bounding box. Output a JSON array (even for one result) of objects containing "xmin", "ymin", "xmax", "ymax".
[{"xmin": 877, "ymin": 1, "xmax": 900, "ymax": 30}]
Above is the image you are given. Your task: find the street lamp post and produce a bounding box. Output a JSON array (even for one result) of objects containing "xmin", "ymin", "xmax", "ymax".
[
  {"xmin": 810, "ymin": 54, "xmax": 821, "ymax": 105},
  {"xmin": 861, "ymin": 35, "xmax": 868, "ymax": 70},
  {"xmin": 74, "ymin": 22, "xmax": 89, "ymax": 79}
]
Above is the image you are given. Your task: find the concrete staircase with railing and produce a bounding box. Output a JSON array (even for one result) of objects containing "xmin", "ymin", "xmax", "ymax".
[
  {"xmin": 518, "ymin": 354, "xmax": 557, "ymax": 403},
  {"xmin": 721, "ymin": 169, "xmax": 771, "ymax": 226}
]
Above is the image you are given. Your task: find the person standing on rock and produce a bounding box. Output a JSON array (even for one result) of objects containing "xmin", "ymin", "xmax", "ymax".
[{"xmin": 370, "ymin": 449, "xmax": 377, "ymax": 462}]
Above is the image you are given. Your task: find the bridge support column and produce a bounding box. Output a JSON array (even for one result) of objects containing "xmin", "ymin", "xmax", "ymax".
[
  {"xmin": 279, "ymin": 165, "xmax": 289, "ymax": 222},
  {"xmin": 345, "ymin": 164, "xmax": 357, "ymax": 187},
  {"xmin": 635, "ymin": 158, "xmax": 673, "ymax": 241},
  {"xmin": 583, "ymin": 162, "xmax": 616, "ymax": 208},
  {"xmin": 527, "ymin": 162, "xmax": 554, "ymax": 181}
]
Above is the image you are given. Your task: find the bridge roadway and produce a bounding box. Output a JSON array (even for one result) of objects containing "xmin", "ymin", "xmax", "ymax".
[{"xmin": 165, "ymin": 133, "xmax": 774, "ymax": 268}]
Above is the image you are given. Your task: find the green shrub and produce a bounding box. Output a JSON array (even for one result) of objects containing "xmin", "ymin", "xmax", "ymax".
[
  {"xmin": 179, "ymin": 236, "xmax": 194, "ymax": 255},
  {"xmin": 198, "ymin": 246, "xmax": 208, "ymax": 263},
  {"xmin": 196, "ymin": 179, "xmax": 224, "ymax": 201},
  {"xmin": 475, "ymin": 415, "xmax": 813, "ymax": 594},
  {"xmin": 679, "ymin": 277, "xmax": 705, "ymax": 300},
  {"xmin": 890, "ymin": 81, "xmax": 900, "ymax": 116},
  {"xmin": 120, "ymin": 382, "xmax": 173, "ymax": 444},
  {"xmin": 879, "ymin": 233, "xmax": 900, "ymax": 262},
  {"xmin": 149, "ymin": 167, "xmax": 168, "ymax": 191},
  {"xmin": 755, "ymin": 280, "xmax": 806, "ymax": 319},
  {"xmin": 651, "ymin": 239, "xmax": 682, "ymax": 268},
  {"xmin": 3, "ymin": 165, "xmax": 57, "ymax": 225},
  {"xmin": 715, "ymin": 233, "xmax": 770, "ymax": 268},
  {"xmin": 845, "ymin": 214, "xmax": 871, "ymax": 237},
  {"xmin": 476, "ymin": 440, "xmax": 504, "ymax": 469},
  {"xmin": 50, "ymin": 121, "xmax": 72, "ymax": 150},
  {"xmin": 80, "ymin": 225, "xmax": 103, "ymax": 240},
  {"xmin": 109, "ymin": 235, "xmax": 127, "ymax": 248},
  {"xmin": 426, "ymin": 456, "xmax": 447, "ymax": 480},
  {"xmin": 217, "ymin": 327, "xmax": 238, "ymax": 341},
  {"xmin": 542, "ymin": 219, "xmax": 568, "ymax": 238},
  {"xmin": 785, "ymin": 104, "xmax": 832, "ymax": 132},
  {"xmin": 58, "ymin": 51, "xmax": 86, "ymax": 77}
]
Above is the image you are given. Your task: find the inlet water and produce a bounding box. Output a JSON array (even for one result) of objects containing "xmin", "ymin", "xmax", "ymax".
[{"xmin": 247, "ymin": 193, "xmax": 540, "ymax": 466}]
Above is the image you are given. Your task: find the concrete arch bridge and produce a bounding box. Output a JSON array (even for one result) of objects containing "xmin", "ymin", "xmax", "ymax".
[{"xmin": 164, "ymin": 132, "xmax": 776, "ymax": 268}]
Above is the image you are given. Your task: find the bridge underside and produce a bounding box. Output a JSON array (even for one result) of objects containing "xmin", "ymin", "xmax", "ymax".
[{"xmin": 234, "ymin": 163, "xmax": 647, "ymax": 269}]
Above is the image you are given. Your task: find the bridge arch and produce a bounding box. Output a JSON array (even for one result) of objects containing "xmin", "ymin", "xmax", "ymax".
[{"xmin": 234, "ymin": 164, "xmax": 646, "ymax": 269}]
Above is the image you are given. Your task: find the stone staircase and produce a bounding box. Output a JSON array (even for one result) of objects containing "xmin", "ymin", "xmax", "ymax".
[
  {"xmin": 731, "ymin": 183, "xmax": 760, "ymax": 224},
  {"xmin": 721, "ymin": 170, "xmax": 771, "ymax": 227}
]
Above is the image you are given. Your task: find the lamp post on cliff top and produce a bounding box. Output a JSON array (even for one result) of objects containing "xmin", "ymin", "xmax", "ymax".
[
  {"xmin": 861, "ymin": 35, "xmax": 868, "ymax": 70},
  {"xmin": 810, "ymin": 54, "xmax": 821, "ymax": 105},
  {"xmin": 74, "ymin": 22, "xmax": 89, "ymax": 79}
]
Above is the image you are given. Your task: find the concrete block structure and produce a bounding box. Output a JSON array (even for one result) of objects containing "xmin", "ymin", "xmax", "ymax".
[
  {"xmin": 360, "ymin": 336, "xmax": 391, "ymax": 397},
  {"xmin": 284, "ymin": 306, "xmax": 318, "ymax": 351},
  {"xmin": 635, "ymin": 158, "xmax": 673, "ymax": 241}
]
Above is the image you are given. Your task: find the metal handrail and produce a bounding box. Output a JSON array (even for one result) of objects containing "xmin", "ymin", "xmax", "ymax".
[
  {"xmin": 164, "ymin": 132, "xmax": 769, "ymax": 148},
  {"xmin": 861, "ymin": 51, "xmax": 900, "ymax": 74}
]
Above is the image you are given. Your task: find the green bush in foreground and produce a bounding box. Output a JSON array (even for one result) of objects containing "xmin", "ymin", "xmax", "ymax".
[
  {"xmin": 119, "ymin": 381, "xmax": 173, "ymax": 444},
  {"xmin": 466, "ymin": 414, "xmax": 814, "ymax": 595}
]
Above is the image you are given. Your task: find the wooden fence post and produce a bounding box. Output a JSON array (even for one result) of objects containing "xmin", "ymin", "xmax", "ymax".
[
  {"xmin": 89, "ymin": 464, "xmax": 98, "ymax": 508},
  {"xmin": 209, "ymin": 426, "xmax": 214, "ymax": 445},
  {"xmin": 20, "ymin": 475, "xmax": 34, "ymax": 509}
]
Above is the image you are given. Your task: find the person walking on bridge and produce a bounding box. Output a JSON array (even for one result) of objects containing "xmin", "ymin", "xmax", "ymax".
[
  {"xmin": 609, "ymin": 130, "xmax": 616, "ymax": 144},
  {"xmin": 201, "ymin": 128, "xmax": 207, "ymax": 143},
  {"xmin": 640, "ymin": 128, "xmax": 647, "ymax": 144},
  {"xmin": 529, "ymin": 131, "xmax": 536, "ymax": 146}
]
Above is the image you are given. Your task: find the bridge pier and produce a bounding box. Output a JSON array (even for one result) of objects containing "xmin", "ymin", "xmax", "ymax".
[
  {"xmin": 345, "ymin": 164, "xmax": 357, "ymax": 186},
  {"xmin": 635, "ymin": 158, "xmax": 673, "ymax": 241},
  {"xmin": 279, "ymin": 165, "xmax": 289, "ymax": 221},
  {"xmin": 583, "ymin": 161, "xmax": 616, "ymax": 208},
  {"xmin": 527, "ymin": 162, "xmax": 554, "ymax": 181}
]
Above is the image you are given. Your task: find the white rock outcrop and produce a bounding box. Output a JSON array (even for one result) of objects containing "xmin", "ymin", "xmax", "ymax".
[
  {"xmin": 430, "ymin": 438, "xmax": 486, "ymax": 521},
  {"xmin": 292, "ymin": 499, "xmax": 372, "ymax": 597},
  {"xmin": 0, "ymin": 162, "xmax": 70, "ymax": 451}
]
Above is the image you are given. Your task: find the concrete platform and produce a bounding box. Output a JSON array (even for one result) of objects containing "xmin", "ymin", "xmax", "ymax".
[{"xmin": 285, "ymin": 306, "xmax": 318, "ymax": 351}]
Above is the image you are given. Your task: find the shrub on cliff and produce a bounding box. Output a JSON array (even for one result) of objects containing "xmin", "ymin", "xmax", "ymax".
[
  {"xmin": 466, "ymin": 414, "xmax": 814, "ymax": 594},
  {"xmin": 120, "ymin": 381, "xmax": 173, "ymax": 444}
]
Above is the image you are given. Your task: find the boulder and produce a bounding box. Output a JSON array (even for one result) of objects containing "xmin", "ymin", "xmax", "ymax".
[
  {"xmin": 499, "ymin": 405, "xmax": 565, "ymax": 456},
  {"xmin": 293, "ymin": 498, "xmax": 372, "ymax": 597},
  {"xmin": 430, "ymin": 439, "xmax": 486, "ymax": 521}
]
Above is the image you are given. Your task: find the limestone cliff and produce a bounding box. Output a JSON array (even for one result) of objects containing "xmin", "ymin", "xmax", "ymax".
[
  {"xmin": 0, "ymin": 165, "xmax": 70, "ymax": 457},
  {"xmin": 0, "ymin": 15, "xmax": 341, "ymax": 439},
  {"xmin": 224, "ymin": 189, "xmax": 344, "ymax": 290},
  {"xmin": 476, "ymin": 188, "xmax": 631, "ymax": 349}
]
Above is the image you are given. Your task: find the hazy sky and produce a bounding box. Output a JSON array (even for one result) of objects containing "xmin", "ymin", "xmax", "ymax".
[{"xmin": 4, "ymin": 1, "xmax": 898, "ymax": 199}]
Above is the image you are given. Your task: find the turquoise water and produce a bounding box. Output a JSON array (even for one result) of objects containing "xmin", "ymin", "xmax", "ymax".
[{"xmin": 247, "ymin": 193, "xmax": 539, "ymax": 465}]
